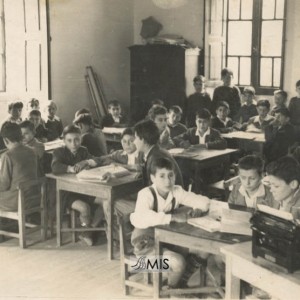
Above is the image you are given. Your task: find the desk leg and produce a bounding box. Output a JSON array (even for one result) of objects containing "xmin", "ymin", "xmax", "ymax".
[
  {"xmin": 107, "ymin": 193, "xmax": 113, "ymax": 260},
  {"xmin": 56, "ymin": 189, "xmax": 62, "ymax": 247},
  {"xmin": 225, "ymin": 255, "xmax": 240, "ymax": 300},
  {"xmin": 154, "ymin": 232, "xmax": 163, "ymax": 299}
]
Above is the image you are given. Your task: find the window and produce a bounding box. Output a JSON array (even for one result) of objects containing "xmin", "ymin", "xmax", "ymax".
[
  {"xmin": 0, "ymin": 0, "xmax": 5, "ymax": 92},
  {"xmin": 226, "ymin": 0, "xmax": 286, "ymax": 94}
]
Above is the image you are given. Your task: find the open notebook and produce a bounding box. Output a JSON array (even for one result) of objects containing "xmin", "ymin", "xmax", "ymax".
[{"xmin": 76, "ymin": 165, "xmax": 131, "ymax": 182}]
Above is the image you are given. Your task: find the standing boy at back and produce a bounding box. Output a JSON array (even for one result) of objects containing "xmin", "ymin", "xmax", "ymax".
[
  {"xmin": 270, "ymin": 90, "xmax": 288, "ymax": 116},
  {"xmin": 6, "ymin": 102, "xmax": 23, "ymax": 124},
  {"xmin": 212, "ymin": 68, "xmax": 241, "ymax": 119},
  {"xmin": 45, "ymin": 101, "xmax": 63, "ymax": 141},
  {"xmin": 288, "ymin": 80, "xmax": 300, "ymax": 139},
  {"xmin": 185, "ymin": 75, "xmax": 212, "ymax": 128},
  {"xmin": 167, "ymin": 105, "xmax": 187, "ymax": 138},
  {"xmin": 101, "ymin": 99, "xmax": 127, "ymax": 128}
]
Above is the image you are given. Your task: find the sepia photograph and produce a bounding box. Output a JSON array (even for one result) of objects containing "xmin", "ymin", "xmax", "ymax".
[{"xmin": 0, "ymin": 0, "xmax": 299, "ymax": 299}]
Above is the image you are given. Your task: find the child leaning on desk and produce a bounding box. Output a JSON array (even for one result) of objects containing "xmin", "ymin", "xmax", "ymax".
[
  {"xmin": 130, "ymin": 157, "xmax": 210, "ymax": 288},
  {"xmin": 51, "ymin": 125, "xmax": 105, "ymax": 246}
]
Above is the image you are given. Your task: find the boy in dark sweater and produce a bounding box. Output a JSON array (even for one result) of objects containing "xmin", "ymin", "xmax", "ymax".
[
  {"xmin": 212, "ymin": 68, "xmax": 241, "ymax": 119},
  {"xmin": 270, "ymin": 90, "xmax": 288, "ymax": 116},
  {"xmin": 29, "ymin": 110, "xmax": 48, "ymax": 142},
  {"xmin": 167, "ymin": 105, "xmax": 187, "ymax": 138},
  {"xmin": 45, "ymin": 101, "xmax": 63, "ymax": 141},
  {"xmin": 288, "ymin": 80, "xmax": 300, "ymax": 139},
  {"xmin": 101, "ymin": 99, "xmax": 127, "ymax": 128},
  {"xmin": 185, "ymin": 75, "xmax": 212, "ymax": 128}
]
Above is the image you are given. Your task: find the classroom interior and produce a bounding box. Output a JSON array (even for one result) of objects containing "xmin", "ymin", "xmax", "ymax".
[{"xmin": 1, "ymin": 0, "xmax": 300, "ymax": 299}]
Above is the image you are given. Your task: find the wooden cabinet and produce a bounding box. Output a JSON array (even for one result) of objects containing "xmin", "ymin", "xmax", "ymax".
[{"xmin": 129, "ymin": 44, "xmax": 201, "ymax": 123}]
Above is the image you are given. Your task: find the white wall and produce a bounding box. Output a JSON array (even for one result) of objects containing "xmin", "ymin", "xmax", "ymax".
[
  {"xmin": 49, "ymin": 0, "xmax": 134, "ymax": 125},
  {"xmin": 133, "ymin": 0, "xmax": 204, "ymax": 47}
]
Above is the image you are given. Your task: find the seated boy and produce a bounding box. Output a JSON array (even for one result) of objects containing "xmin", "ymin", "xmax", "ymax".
[
  {"xmin": 228, "ymin": 155, "xmax": 274, "ymax": 208},
  {"xmin": 212, "ymin": 68, "xmax": 241, "ymax": 119},
  {"xmin": 130, "ymin": 157, "xmax": 210, "ymax": 287},
  {"xmin": 73, "ymin": 113, "xmax": 107, "ymax": 157},
  {"xmin": 45, "ymin": 101, "xmax": 63, "ymax": 141},
  {"xmin": 270, "ymin": 90, "xmax": 288, "ymax": 116},
  {"xmin": 101, "ymin": 99, "xmax": 127, "ymax": 128},
  {"xmin": 264, "ymin": 107, "xmax": 296, "ymax": 163},
  {"xmin": 6, "ymin": 101, "xmax": 23, "ymax": 124},
  {"xmin": 245, "ymin": 100, "xmax": 274, "ymax": 132},
  {"xmin": 185, "ymin": 75, "xmax": 212, "ymax": 128},
  {"xmin": 0, "ymin": 122, "xmax": 38, "ymax": 211},
  {"xmin": 211, "ymin": 101, "xmax": 239, "ymax": 133},
  {"xmin": 167, "ymin": 105, "xmax": 187, "ymax": 138},
  {"xmin": 20, "ymin": 120, "xmax": 45, "ymax": 176},
  {"xmin": 174, "ymin": 108, "xmax": 227, "ymax": 150},
  {"xmin": 102, "ymin": 127, "xmax": 143, "ymax": 171},
  {"xmin": 235, "ymin": 86, "xmax": 258, "ymax": 123},
  {"xmin": 148, "ymin": 105, "xmax": 175, "ymax": 150},
  {"xmin": 266, "ymin": 156, "xmax": 300, "ymax": 213},
  {"xmin": 29, "ymin": 110, "xmax": 48, "ymax": 142},
  {"xmin": 51, "ymin": 125, "xmax": 104, "ymax": 246},
  {"xmin": 288, "ymin": 80, "xmax": 300, "ymax": 139}
]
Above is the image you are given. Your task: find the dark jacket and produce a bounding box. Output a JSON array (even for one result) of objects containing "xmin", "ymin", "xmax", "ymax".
[
  {"xmin": 211, "ymin": 116, "xmax": 235, "ymax": 133},
  {"xmin": 101, "ymin": 114, "xmax": 127, "ymax": 128},
  {"xmin": 174, "ymin": 127, "xmax": 227, "ymax": 150}
]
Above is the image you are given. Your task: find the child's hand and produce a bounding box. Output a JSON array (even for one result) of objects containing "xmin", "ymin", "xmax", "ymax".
[
  {"xmin": 100, "ymin": 172, "xmax": 113, "ymax": 182},
  {"xmin": 74, "ymin": 161, "xmax": 90, "ymax": 173},
  {"xmin": 171, "ymin": 209, "xmax": 192, "ymax": 223},
  {"xmin": 189, "ymin": 209, "xmax": 204, "ymax": 218}
]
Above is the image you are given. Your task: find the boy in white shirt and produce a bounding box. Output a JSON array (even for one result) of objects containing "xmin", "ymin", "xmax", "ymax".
[{"xmin": 130, "ymin": 157, "xmax": 210, "ymax": 288}]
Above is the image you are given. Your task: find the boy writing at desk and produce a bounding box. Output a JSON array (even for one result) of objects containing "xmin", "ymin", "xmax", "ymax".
[{"xmin": 130, "ymin": 157, "xmax": 210, "ymax": 288}]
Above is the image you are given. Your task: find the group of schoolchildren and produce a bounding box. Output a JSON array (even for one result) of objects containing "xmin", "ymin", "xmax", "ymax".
[{"xmin": 1, "ymin": 67, "xmax": 300, "ymax": 296}]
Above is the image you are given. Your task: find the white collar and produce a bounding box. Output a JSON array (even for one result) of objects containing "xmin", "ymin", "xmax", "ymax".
[
  {"xmin": 152, "ymin": 184, "xmax": 175, "ymax": 207},
  {"xmin": 195, "ymin": 128, "xmax": 211, "ymax": 137},
  {"xmin": 217, "ymin": 116, "xmax": 230, "ymax": 126},
  {"xmin": 253, "ymin": 114, "xmax": 272, "ymax": 124},
  {"xmin": 48, "ymin": 115, "xmax": 60, "ymax": 121},
  {"xmin": 239, "ymin": 183, "xmax": 265, "ymax": 200}
]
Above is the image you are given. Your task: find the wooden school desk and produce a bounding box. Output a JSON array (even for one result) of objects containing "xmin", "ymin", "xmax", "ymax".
[
  {"xmin": 153, "ymin": 223, "xmax": 251, "ymax": 298},
  {"xmin": 221, "ymin": 241, "xmax": 300, "ymax": 300},
  {"xmin": 46, "ymin": 173, "xmax": 143, "ymax": 260}
]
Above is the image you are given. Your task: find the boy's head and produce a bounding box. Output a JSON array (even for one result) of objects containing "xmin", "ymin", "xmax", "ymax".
[
  {"xmin": 148, "ymin": 105, "xmax": 168, "ymax": 133},
  {"xmin": 243, "ymin": 86, "xmax": 255, "ymax": 105},
  {"xmin": 256, "ymin": 100, "xmax": 270, "ymax": 119},
  {"xmin": 168, "ymin": 106, "xmax": 183, "ymax": 126},
  {"xmin": 121, "ymin": 128, "xmax": 136, "ymax": 155},
  {"xmin": 20, "ymin": 120, "xmax": 36, "ymax": 144},
  {"xmin": 47, "ymin": 101, "xmax": 57, "ymax": 118},
  {"xmin": 238, "ymin": 155, "xmax": 264, "ymax": 193},
  {"xmin": 150, "ymin": 157, "xmax": 176, "ymax": 194},
  {"xmin": 28, "ymin": 98, "xmax": 40, "ymax": 110},
  {"xmin": 215, "ymin": 101, "xmax": 230, "ymax": 121},
  {"xmin": 75, "ymin": 108, "xmax": 91, "ymax": 119},
  {"xmin": 0, "ymin": 122, "xmax": 22, "ymax": 148},
  {"xmin": 8, "ymin": 101, "xmax": 23, "ymax": 119},
  {"xmin": 62, "ymin": 125, "xmax": 81, "ymax": 153},
  {"xmin": 29, "ymin": 110, "xmax": 42, "ymax": 127},
  {"xmin": 134, "ymin": 119, "xmax": 160, "ymax": 152},
  {"xmin": 193, "ymin": 75, "xmax": 205, "ymax": 93},
  {"xmin": 266, "ymin": 156, "xmax": 300, "ymax": 203},
  {"xmin": 73, "ymin": 113, "xmax": 93, "ymax": 131},
  {"xmin": 108, "ymin": 100, "xmax": 121, "ymax": 118},
  {"xmin": 274, "ymin": 90, "xmax": 288, "ymax": 107},
  {"xmin": 221, "ymin": 68, "xmax": 234, "ymax": 86},
  {"xmin": 151, "ymin": 99, "xmax": 164, "ymax": 107},
  {"xmin": 274, "ymin": 107, "xmax": 290, "ymax": 126},
  {"xmin": 295, "ymin": 80, "xmax": 300, "ymax": 97},
  {"xmin": 195, "ymin": 109, "xmax": 211, "ymax": 134}
]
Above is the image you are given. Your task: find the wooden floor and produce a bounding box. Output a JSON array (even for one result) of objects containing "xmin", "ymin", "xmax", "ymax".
[{"xmin": 0, "ymin": 232, "xmax": 151, "ymax": 300}]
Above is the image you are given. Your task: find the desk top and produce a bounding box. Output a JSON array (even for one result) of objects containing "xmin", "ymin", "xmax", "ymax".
[
  {"xmin": 46, "ymin": 172, "xmax": 143, "ymax": 188},
  {"xmin": 221, "ymin": 131, "xmax": 265, "ymax": 142},
  {"xmin": 156, "ymin": 222, "xmax": 251, "ymax": 244},
  {"xmin": 169, "ymin": 147, "xmax": 238, "ymax": 161}
]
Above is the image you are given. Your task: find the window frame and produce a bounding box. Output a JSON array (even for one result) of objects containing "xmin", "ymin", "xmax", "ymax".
[{"xmin": 225, "ymin": 0, "xmax": 287, "ymax": 95}]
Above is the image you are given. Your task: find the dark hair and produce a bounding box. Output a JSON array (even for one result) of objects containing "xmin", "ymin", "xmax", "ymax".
[
  {"xmin": 151, "ymin": 99, "xmax": 164, "ymax": 106},
  {"xmin": 20, "ymin": 120, "xmax": 36, "ymax": 134},
  {"xmin": 134, "ymin": 119, "xmax": 160, "ymax": 146},
  {"xmin": 108, "ymin": 99, "xmax": 120, "ymax": 108},
  {"xmin": 296, "ymin": 80, "xmax": 300, "ymax": 88},
  {"xmin": 121, "ymin": 127, "xmax": 134, "ymax": 139},
  {"xmin": 150, "ymin": 157, "xmax": 175, "ymax": 175},
  {"xmin": 193, "ymin": 75, "xmax": 205, "ymax": 83},
  {"xmin": 75, "ymin": 108, "xmax": 91, "ymax": 119},
  {"xmin": 62, "ymin": 125, "xmax": 81, "ymax": 137},
  {"xmin": 256, "ymin": 100, "xmax": 270, "ymax": 110},
  {"xmin": 215, "ymin": 101, "xmax": 230, "ymax": 110},
  {"xmin": 243, "ymin": 86, "xmax": 255, "ymax": 95},
  {"xmin": 238, "ymin": 155, "xmax": 264, "ymax": 176},
  {"xmin": 148, "ymin": 105, "xmax": 167, "ymax": 121},
  {"xmin": 8, "ymin": 101, "xmax": 23, "ymax": 112},
  {"xmin": 0, "ymin": 122, "xmax": 22, "ymax": 142},
  {"xmin": 29, "ymin": 109, "xmax": 42, "ymax": 117},
  {"xmin": 73, "ymin": 113, "xmax": 93, "ymax": 126},
  {"xmin": 196, "ymin": 108, "xmax": 211, "ymax": 120},
  {"xmin": 274, "ymin": 90, "xmax": 288, "ymax": 100},
  {"xmin": 28, "ymin": 98, "xmax": 39, "ymax": 108},
  {"xmin": 274, "ymin": 107, "xmax": 290, "ymax": 118},
  {"xmin": 169, "ymin": 105, "xmax": 183, "ymax": 115},
  {"xmin": 221, "ymin": 68, "xmax": 233, "ymax": 78},
  {"xmin": 266, "ymin": 156, "xmax": 300, "ymax": 184}
]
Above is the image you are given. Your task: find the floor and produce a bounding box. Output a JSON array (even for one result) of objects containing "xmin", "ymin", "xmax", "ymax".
[{"xmin": 0, "ymin": 231, "xmax": 151, "ymax": 300}]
